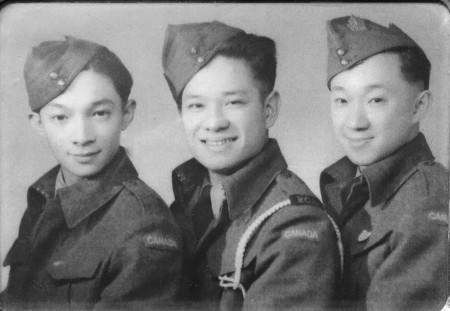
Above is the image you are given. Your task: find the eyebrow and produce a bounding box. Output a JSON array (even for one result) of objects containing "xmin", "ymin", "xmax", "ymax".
[
  {"xmin": 222, "ymin": 89, "xmax": 248, "ymax": 96},
  {"xmin": 91, "ymin": 98, "xmax": 115, "ymax": 107},
  {"xmin": 331, "ymin": 83, "xmax": 387, "ymax": 92}
]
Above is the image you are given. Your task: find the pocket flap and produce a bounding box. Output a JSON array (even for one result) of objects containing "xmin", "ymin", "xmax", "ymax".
[{"xmin": 47, "ymin": 249, "xmax": 103, "ymax": 280}]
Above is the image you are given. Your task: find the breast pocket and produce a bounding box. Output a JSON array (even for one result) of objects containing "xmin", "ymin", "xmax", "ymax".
[
  {"xmin": 46, "ymin": 250, "xmax": 105, "ymax": 305},
  {"xmin": 350, "ymin": 228, "xmax": 393, "ymax": 280}
]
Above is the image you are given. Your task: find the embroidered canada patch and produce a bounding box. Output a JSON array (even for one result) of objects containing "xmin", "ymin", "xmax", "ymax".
[
  {"xmin": 283, "ymin": 228, "xmax": 319, "ymax": 241},
  {"xmin": 144, "ymin": 234, "xmax": 178, "ymax": 249},
  {"xmin": 428, "ymin": 211, "xmax": 448, "ymax": 224}
]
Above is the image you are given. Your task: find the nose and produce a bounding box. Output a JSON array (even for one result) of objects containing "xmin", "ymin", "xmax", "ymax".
[
  {"xmin": 70, "ymin": 117, "xmax": 95, "ymax": 146},
  {"xmin": 346, "ymin": 102, "xmax": 369, "ymax": 130},
  {"xmin": 204, "ymin": 105, "xmax": 230, "ymax": 132}
]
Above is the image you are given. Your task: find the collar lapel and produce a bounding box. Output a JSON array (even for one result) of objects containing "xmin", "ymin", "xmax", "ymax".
[
  {"xmin": 57, "ymin": 147, "xmax": 138, "ymax": 228},
  {"xmin": 362, "ymin": 133, "xmax": 434, "ymax": 206},
  {"xmin": 222, "ymin": 139, "xmax": 288, "ymax": 221}
]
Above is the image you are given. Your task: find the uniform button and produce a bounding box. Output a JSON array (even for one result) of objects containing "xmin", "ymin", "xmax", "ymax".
[
  {"xmin": 357, "ymin": 230, "xmax": 371, "ymax": 242},
  {"xmin": 190, "ymin": 47, "xmax": 197, "ymax": 54},
  {"xmin": 336, "ymin": 48, "xmax": 345, "ymax": 56},
  {"xmin": 197, "ymin": 56, "xmax": 205, "ymax": 63},
  {"xmin": 57, "ymin": 79, "xmax": 66, "ymax": 86},
  {"xmin": 53, "ymin": 260, "xmax": 64, "ymax": 267},
  {"xmin": 340, "ymin": 59, "xmax": 349, "ymax": 66},
  {"xmin": 49, "ymin": 72, "xmax": 58, "ymax": 79}
]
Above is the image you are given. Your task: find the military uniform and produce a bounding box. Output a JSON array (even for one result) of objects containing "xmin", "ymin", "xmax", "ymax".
[
  {"xmin": 322, "ymin": 15, "xmax": 448, "ymax": 310},
  {"xmin": 171, "ymin": 139, "xmax": 342, "ymax": 311},
  {"xmin": 1, "ymin": 37, "xmax": 182, "ymax": 310},
  {"xmin": 1, "ymin": 147, "xmax": 183, "ymax": 310},
  {"xmin": 320, "ymin": 133, "xmax": 448, "ymax": 311}
]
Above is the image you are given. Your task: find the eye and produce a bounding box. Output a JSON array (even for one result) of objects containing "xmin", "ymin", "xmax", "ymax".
[
  {"xmin": 369, "ymin": 98, "xmax": 385, "ymax": 104},
  {"xmin": 186, "ymin": 103, "xmax": 204, "ymax": 110},
  {"xmin": 51, "ymin": 114, "xmax": 67, "ymax": 121},
  {"xmin": 334, "ymin": 98, "xmax": 348, "ymax": 105},
  {"xmin": 228, "ymin": 100, "xmax": 244, "ymax": 106},
  {"xmin": 93, "ymin": 110, "xmax": 111, "ymax": 117}
]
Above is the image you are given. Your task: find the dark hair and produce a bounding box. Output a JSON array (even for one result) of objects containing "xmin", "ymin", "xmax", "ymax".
[
  {"xmin": 216, "ymin": 33, "xmax": 277, "ymax": 99},
  {"xmin": 384, "ymin": 47, "xmax": 431, "ymax": 90},
  {"xmin": 84, "ymin": 47, "xmax": 133, "ymax": 104}
]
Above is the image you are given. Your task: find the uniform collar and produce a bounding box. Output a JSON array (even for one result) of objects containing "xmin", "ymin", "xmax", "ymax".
[
  {"xmin": 361, "ymin": 133, "xmax": 434, "ymax": 206},
  {"xmin": 172, "ymin": 139, "xmax": 287, "ymax": 220},
  {"xmin": 30, "ymin": 147, "xmax": 138, "ymax": 228},
  {"xmin": 321, "ymin": 133, "xmax": 434, "ymax": 207}
]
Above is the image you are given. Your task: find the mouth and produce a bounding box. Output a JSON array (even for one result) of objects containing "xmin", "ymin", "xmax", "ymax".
[
  {"xmin": 71, "ymin": 150, "xmax": 101, "ymax": 161},
  {"xmin": 345, "ymin": 136, "xmax": 373, "ymax": 147},
  {"xmin": 201, "ymin": 137, "xmax": 237, "ymax": 146}
]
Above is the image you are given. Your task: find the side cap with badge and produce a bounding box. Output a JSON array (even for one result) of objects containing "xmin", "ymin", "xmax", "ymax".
[
  {"xmin": 162, "ymin": 20, "xmax": 246, "ymax": 104},
  {"xmin": 326, "ymin": 15, "xmax": 429, "ymax": 89},
  {"xmin": 24, "ymin": 36, "xmax": 103, "ymax": 112}
]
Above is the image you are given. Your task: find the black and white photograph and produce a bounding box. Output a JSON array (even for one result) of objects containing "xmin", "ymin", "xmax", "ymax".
[{"xmin": 0, "ymin": 2, "xmax": 448, "ymax": 310}]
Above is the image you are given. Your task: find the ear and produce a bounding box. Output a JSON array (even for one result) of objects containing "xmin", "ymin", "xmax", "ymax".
[
  {"xmin": 29, "ymin": 112, "xmax": 46, "ymax": 137},
  {"xmin": 121, "ymin": 99, "xmax": 136, "ymax": 131},
  {"xmin": 412, "ymin": 90, "xmax": 431, "ymax": 123},
  {"xmin": 263, "ymin": 90, "xmax": 280, "ymax": 129}
]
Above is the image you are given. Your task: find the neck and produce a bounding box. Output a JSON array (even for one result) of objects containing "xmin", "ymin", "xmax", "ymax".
[{"xmin": 60, "ymin": 168, "xmax": 86, "ymax": 186}]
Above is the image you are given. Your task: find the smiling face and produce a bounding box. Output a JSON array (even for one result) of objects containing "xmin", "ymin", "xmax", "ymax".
[
  {"xmin": 181, "ymin": 56, "xmax": 279, "ymax": 178},
  {"xmin": 330, "ymin": 52, "xmax": 429, "ymax": 167},
  {"xmin": 30, "ymin": 69, "xmax": 135, "ymax": 185}
]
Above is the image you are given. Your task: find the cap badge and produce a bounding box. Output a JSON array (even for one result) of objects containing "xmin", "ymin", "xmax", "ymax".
[{"xmin": 347, "ymin": 16, "xmax": 367, "ymax": 32}]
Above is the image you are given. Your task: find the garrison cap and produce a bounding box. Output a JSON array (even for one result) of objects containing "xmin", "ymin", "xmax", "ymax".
[
  {"xmin": 162, "ymin": 21, "xmax": 246, "ymax": 104},
  {"xmin": 24, "ymin": 36, "xmax": 102, "ymax": 111},
  {"xmin": 326, "ymin": 15, "xmax": 427, "ymax": 88}
]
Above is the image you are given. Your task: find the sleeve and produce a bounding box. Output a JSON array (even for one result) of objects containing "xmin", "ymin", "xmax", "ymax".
[
  {"xmin": 366, "ymin": 203, "xmax": 448, "ymax": 311},
  {"xmin": 93, "ymin": 215, "xmax": 184, "ymax": 310},
  {"xmin": 242, "ymin": 205, "xmax": 341, "ymax": 311}
]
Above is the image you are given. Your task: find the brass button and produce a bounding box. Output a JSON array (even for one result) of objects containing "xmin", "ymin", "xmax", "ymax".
[
  {"xmin": 49, "ymin": 72, "xmax": 58, "ymax": 79},
  {"xmin": 336, "ymin": 48, "xmax": 345, "ymax": 56},
  {"xmin": 341, "ymin": 59, "xmax": 349, "ymax": 66},
  {"xmin": 197, "ymin": 56, "xmax": 205, "ymax": 63},
  {"xmin": 57, "ymin": 79, "xmax": 66, "ymax": 86}
]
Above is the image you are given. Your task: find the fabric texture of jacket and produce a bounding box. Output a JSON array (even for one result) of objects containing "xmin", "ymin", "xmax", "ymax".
[
  {"xmin": 171, "ymin": 139, "xmax": 341, "ymax": 311},
  {"xmin": 320, "ymin": 133, "xmax": 448, "ymax": 311},
  {"xmin": 1, "ymin": 147, "xmax": 183, "ymax": 310}
]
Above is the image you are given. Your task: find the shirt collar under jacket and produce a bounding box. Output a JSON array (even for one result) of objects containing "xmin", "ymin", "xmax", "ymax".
[
  {"xmin": 29, "ymin": 146, "xmax": 138, "ymax": 228},
  {"xmin": 322, "ymin": 133, "xmax": 434, "ymax": 207},
  {"xmin": 173, "ymin": 138, "xmax": 288, "ymax": 221}
]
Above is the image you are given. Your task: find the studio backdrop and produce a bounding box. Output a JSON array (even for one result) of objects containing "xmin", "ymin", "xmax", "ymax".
[{"xmin": 0, "ymin": 2, "xmax": 448, "ymax": 290}]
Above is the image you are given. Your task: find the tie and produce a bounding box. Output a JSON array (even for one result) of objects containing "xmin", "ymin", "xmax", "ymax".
[
  {"xmin": 341, "ymin": 175, "xmax": 369, "ymax": 225},
  {"xmin": 191, "ymin": 185, "xmax": 214, "ymax": 240},
  {"xmin": 210, "ymin": 183, "xmax": 225, "ymax": 219}
]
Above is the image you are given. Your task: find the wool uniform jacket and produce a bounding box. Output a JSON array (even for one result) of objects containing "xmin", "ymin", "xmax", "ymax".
[
  {"xmin": 1, "ymin": 147, "xmax": 183, "ymax": 310},
  {"xmin": 170, "ymin": 139, "xmax": 342, "ymax": 311},
  {"xmin": 320, "ymin": 133, "xmax": 448, "ymax": 311}
]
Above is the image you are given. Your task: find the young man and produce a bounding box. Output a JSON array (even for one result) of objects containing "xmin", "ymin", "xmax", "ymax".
[
  {"xmin": 162, "ymin": 21, "xmax": 342, "ymax": 311},
  {"xmin": 320, "ymin": 15, "xmax": 448, "ymax": 311},
  {"xmin": 0, "ymin": 36, "xmax": 182, "ymax": 310}
]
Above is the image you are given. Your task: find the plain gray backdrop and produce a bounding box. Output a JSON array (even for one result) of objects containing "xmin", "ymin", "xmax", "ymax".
[{"xmin": 0, "ymin": 3, "xmax": 449, "ymax": 290}]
